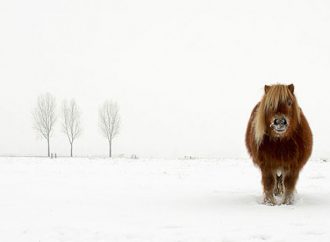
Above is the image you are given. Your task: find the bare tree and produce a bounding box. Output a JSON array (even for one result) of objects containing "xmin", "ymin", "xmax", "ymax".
[
  {"xmin": 62, "ymin": 99, "xmax": 82, "ymax": 157},
  {"xmin": 99, "ymin": 100, "xmax": 120, "ymax": 157},
  {"xmin": 33, "ymin": 93, "xmax": 56, "ymax": 157}
]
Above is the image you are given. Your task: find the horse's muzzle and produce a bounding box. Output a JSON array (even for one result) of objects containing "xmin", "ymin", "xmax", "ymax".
[{"xmin": 270, "ymin": 116, "xmax": 288, "ymax": 133}]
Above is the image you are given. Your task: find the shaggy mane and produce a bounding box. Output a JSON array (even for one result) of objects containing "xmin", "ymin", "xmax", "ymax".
[{"xmin": 253, "ymin": 84, "xmax": 301, "ymax": 146}]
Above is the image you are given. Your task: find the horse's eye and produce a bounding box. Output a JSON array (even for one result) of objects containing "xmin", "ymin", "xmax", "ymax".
[{"xmin": 288, "ymin": 100, "xmax": 292, "ymax": 106}]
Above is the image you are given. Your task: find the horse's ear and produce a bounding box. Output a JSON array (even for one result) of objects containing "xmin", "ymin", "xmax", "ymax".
[
  {"xmin": 264, "ymin": 85, "xmax": 270, "ymax": 93},
  {"xmin": 288, "ymin": 84, "xmax": 294, "ymax": 94}
]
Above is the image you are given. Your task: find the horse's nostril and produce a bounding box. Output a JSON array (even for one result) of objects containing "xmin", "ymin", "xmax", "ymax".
[{"xmin": 274, "ymin": 118, "xmax": 287, "ymax": 126}]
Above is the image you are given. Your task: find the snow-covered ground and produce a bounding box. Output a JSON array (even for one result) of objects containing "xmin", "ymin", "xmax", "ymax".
[{"xmin": 0, "ymin": 157, "xmax": 329, "ymax": 242}]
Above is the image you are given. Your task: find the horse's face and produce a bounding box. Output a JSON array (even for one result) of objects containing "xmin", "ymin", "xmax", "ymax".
[
  {"xmin": 265, "ymin": 99, "xmax": 293, "ymax": 137},
  {"xmin": 264, "ymin": 84, "xmax": 298, "ymax": 138}
]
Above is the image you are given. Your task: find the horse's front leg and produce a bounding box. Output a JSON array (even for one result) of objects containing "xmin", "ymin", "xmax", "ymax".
[
  {"xmin": 283, "ymin": 171, "xmax": 299, "ymax": 205},
  {"xmin": 261, "ymin": 170, "xmax": 276, "ymax": 205}
]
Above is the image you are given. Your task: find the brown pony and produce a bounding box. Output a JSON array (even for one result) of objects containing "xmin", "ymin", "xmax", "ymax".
[{"xmin": 245, "ymin": 84, "xmax": 313, "ymax": 205}]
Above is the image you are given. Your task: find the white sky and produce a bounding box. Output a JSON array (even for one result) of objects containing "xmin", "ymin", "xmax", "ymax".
[{"xmin": 0, "ymin": 0, "xmax": 330, "ymax": 158}]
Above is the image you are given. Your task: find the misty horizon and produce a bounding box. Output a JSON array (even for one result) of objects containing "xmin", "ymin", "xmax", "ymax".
[{"xmin": 1, "ymin": 0, "xmax": 330, "ymax": 159}]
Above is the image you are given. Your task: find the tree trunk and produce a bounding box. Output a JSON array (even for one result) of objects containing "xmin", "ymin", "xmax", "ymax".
[
  {"xmin": 70, "ymin": 142, "xmax": 73, "ymax": 157},
  {"xmin": 109, "ymin": 140, "xmax": 112, "ymax": 158},
  {"xmin": 47, "ymin": 138, "xmax": 50, "ymax": 157}
]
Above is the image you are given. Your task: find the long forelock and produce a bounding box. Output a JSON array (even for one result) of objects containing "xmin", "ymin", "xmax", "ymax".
[
  {"xmin": 263, "ymin": 85, "xmax": 294, "ymax": 113},
  {"xmin": 253, "ymin": 85, "xmax": 301, "ymax": 146}
]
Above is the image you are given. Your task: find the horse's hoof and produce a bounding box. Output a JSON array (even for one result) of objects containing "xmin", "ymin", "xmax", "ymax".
[
  {"xmin": 283, "ymin": 194, "xmax": 294, "ymax": 205},
  {"xmin": 264, "ymin": 196, "xmax": 276, "ymax": 206},
  {"xmin": 264, "ymin": 201, "xmax": 276, "ymax": 206}
]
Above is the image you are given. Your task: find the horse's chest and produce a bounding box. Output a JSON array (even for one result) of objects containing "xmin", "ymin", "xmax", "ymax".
[{"xmin": 260, "ymin": 138, "xmax": 298, "ymax": 163}]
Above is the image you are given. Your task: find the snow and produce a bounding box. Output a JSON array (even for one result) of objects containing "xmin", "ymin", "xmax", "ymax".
[{"xmin": 0, "ymin": 157, "xmax": 329, "ymax": 241}]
